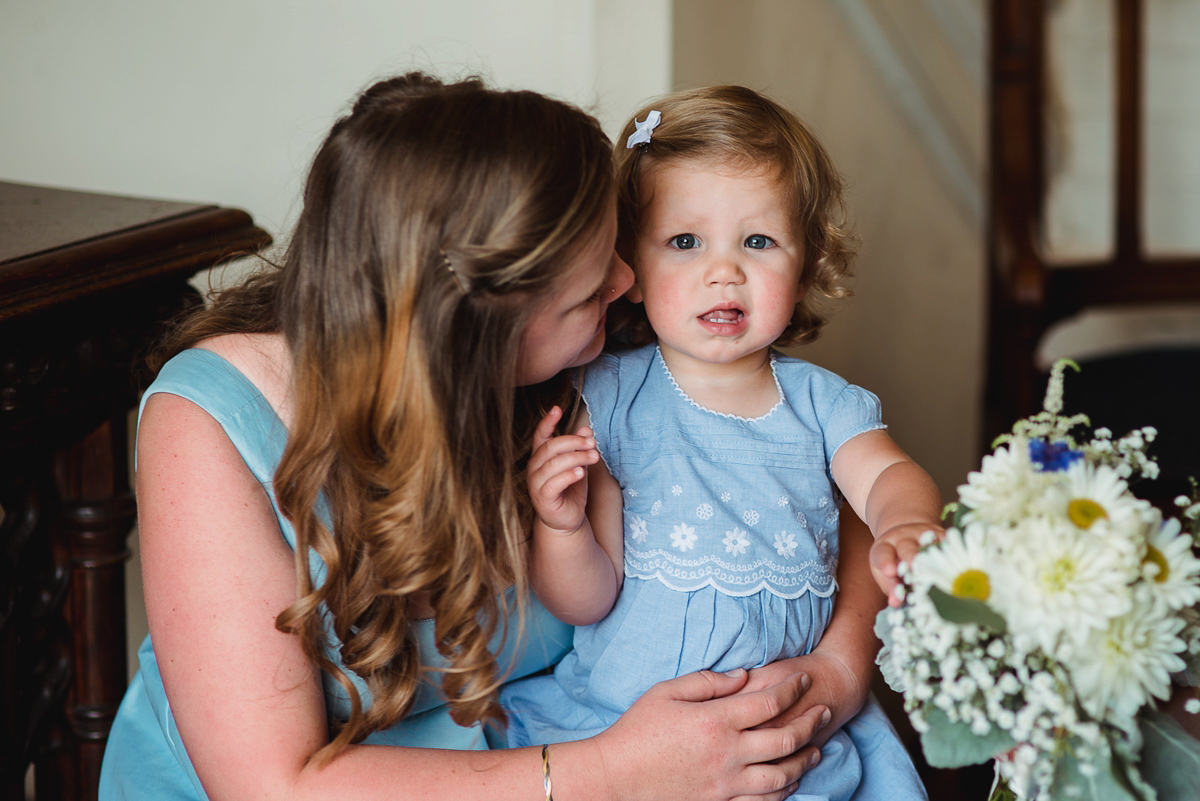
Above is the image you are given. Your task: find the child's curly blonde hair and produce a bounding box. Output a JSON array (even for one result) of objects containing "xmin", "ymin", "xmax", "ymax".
[{"xmin": 611, "ymin": 85, "xmax": 856, "ymax": 348}]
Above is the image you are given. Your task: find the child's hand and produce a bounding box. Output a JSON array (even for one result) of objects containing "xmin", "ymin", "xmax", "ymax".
[
  {"xmin": 528, "ymin": 405, "xmax": 601, "ymax": 534},
  {"xmin": 870, "ymin": 522, "xmax": 944, "ymax": 606}
]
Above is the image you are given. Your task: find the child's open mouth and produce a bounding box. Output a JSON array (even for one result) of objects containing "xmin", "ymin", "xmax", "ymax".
[
  {"xmin": 699, "ymin": 308, "xmax": 744, "ymax": 325},
  {"xmin": 698, "ymin": 306, "xmax": 747, "ymax": 335}
]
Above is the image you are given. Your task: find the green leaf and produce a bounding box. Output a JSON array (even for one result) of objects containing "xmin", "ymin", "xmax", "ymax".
[
  {"xmin": 988, "ymin": 774, "xmax": 1018, "ymax": 801},
  {"xmin": 873, "ymin": 608, "xmax": 905, "ymax": 694},
  {"xmin": 952, "ymin": 503, "xmax": 970, "ymax": 530},
  {"xmin": 928, "ymin": 586, "xmax": 1008, "ymax": 633},
  {"xmin": 1138, "ymin": 708, "xmax": 1200, "ymax": 800},
  {"xmin": 1049, "ymin": 736, "xmax": 1148, "ymax": 801},
  {"xmin": 919, "ymin": 708, "xmax": 1016, "ymax": 768}
]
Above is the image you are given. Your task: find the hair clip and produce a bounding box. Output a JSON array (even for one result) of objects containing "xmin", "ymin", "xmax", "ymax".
[
  {"xmin": 625, "ymin": 110, "xmax": 662, "ymax": 149},
  {"xmin": 440, "ymin": 248, "xmax": 470, "ymax": 294}
]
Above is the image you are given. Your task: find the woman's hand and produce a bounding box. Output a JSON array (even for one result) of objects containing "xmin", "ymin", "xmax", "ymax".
[
  {"xmin": 741, "ymin": 652, "xmax": 863, "ymax": 748},
  {"xmin": 578, "ymin": 669, "xmax": 829, "ymax": 801}
]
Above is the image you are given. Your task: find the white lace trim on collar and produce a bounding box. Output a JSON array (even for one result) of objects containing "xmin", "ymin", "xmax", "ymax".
[{"xmin": 655, "ymin": 345, "xmax": 784, "ymax": 422}]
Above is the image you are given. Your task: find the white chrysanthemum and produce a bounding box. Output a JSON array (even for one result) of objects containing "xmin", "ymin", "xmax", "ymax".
[
  {"xmin": 910, "ymin": 525, "xmax": 996, "ymax": 603},
  {"xmin": 1140, "ymin": 517, "xmax": 1200, "ymax": 611},
  {"xmin": 1054, "ymin": 460, "xmax": 1151, "ymax": 533},
  {"xmin": 957, "ymin": 439, "xmax": 1056, "ymax": 527},
  {"xmin": 1067, "ymin": 598, "xmax": 1187, "ymax": 721},
  {"xmin": 997, "ymin": 517, "xmax": 1136, "ymax": 651}
]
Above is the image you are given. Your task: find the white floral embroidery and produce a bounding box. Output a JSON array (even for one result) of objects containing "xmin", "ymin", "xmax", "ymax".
[
  {"xmin": 777, "ymin": 496, "xmax": 789, "ymax": 507},
  {"xmin": 696, "ymin": 503, "xmax": 714, "ymax": 520},
  {"xmin": 629, "ymin": 514, "xmax": 649, "ymax": 543},
  {"xmin": 774, "ymin": 531, "xmax": 798, "ymax": 558},
  {"xmin": 818, "ymin": 496, "xmax": 829, "ymax": 508},
  {"xmin": 670, "ymin": 523, "xmax": 697, "ymax": 551},
  {"xmin": 720, "ymin": 491, "xmax": 732, "ymax": 503},
  {"xmin": 723, "ymin": 527, "xmax": 750, "ymax": 556},
  {"xmin": 650, "ymin": 500, "xmax": 663, "ymax": 516},
  {"xmin": 742, "ymin": 509, "xmax": 760, "ymax": 526},
  {"xmin": 671, "ymin": 484, "xmax": 683, "ymax": 496},
  {"xmin": 627, "ymin": 488, "xmax": 639, "ymax": 497},
  {"xmin": 795, "ymin": 510, "xmax": 808, "ymax": 527}
]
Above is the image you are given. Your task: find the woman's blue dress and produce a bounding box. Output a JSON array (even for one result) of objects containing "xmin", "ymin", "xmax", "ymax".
[
  {"xmin": 99, "ymin": 348, "xmax": 573, "ymax": 800},
  {"xmin": 501, "ymin": 345, "xmax": 926, "ymax": 801}
]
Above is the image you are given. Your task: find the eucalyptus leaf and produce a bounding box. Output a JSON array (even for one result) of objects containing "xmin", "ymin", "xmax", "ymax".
[
  {"xmin": 873, "ymin": 608, "xmax": 905, "ymax": 693},
  {"xmin": 1049, "ymin": 738, "xmax": 1148, "ymax": 801},
  {"xmin": 920, "ymin": 708, "xmax": 1016, "ymax": 768},
  {"xmin": 928, "ymin": 586, "xmax": 1008, "ymax": 633},
  {"xmin": 1138, "ymin": 708, "xmax": 1200, "ymax": 800}
]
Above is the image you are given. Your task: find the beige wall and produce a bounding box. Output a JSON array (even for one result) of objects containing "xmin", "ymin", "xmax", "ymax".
[{"xmin": 672, "ymin": 0, "xmax": 986, "ymax": 500}]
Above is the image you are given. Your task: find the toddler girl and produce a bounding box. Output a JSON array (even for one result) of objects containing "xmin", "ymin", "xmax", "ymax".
[{"xmin": 502, "ymin": 86, "xmax": 940, "ymax": 800}]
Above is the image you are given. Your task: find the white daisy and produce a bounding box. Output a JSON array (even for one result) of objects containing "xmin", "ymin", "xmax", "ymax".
[
  {"xmin": 910, "ymin": 525, "xmax": 995, "ymax": 603},
  {"xmin": 1140, "ymin": 517, "xmax": 1200, "ymax": 611},
  {"xmin": 670, "ymin": 522, "xmax": 697, "ymax": 551},
  {"xmin": 1056, "ymin": 460, "xmax": 1150, "ymax": 533},
  {"xmin": 671, "ymin": 485, "xmax": 683, "ymax": 496},
  {"xmin": 723, "ymin": 527, "xmax": 749, "ymax": 556},
  {"xmin": 998, "ymin": 516, "xmax": 1136, "ymax": 651},
  {"xmin": 696, "ymin": 503, "xmax": 714, "ymax": 520},
  {"xmin": 958, "ymin": 438, "xmax": 1056, "ymax": 527},
  {"xmin": 1067, "ymin": 598, "xmax": 1187, "ymax": 721},
  {"xmin": 777, "ymin": 496, "xmax": 790, "ymax": 507},
  {"xmin": 774, "ymin": 531, "xmax": 797, "ymax": 558},
  {"xmin": 742, "ymin": 509, "xmax": 760, "ymax": 526},
  {"xmin": 720, "ymin": 491, "xmax": 731, "ymax": 503},
  {"xmin": 627, "ymin": 488, "xmax": 639, "ymax": 497},
  {"xmin": 628, "ymin": 514, "xmax": 648, "ymax": 543}
]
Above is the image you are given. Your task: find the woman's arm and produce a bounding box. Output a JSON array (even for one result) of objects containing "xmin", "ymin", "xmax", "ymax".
[
  {"xmin": 740, "ymin": 508, "xmax": 883, "ymax": 746},
  {"xmin": 527, "ymin": 405, "xmax": 624, "ymax": 625},
  {"xmin": 139, "ymin": 393, "xmax": 826, "ymax": 801}
]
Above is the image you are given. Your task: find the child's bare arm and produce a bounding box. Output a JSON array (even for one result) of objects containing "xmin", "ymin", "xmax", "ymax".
[
  {"xmin": 527, "ymin": 405, "xmax": 623, "ymax": 625},
  {"xmin": 830, "ymin": 429, "xmax": 944, "ymax": 605}
]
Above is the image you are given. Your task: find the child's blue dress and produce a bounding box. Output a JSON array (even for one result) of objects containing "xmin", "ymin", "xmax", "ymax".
[{"xmin": 502, "ymin": 344, "xmax": 926, "ymax": 801}]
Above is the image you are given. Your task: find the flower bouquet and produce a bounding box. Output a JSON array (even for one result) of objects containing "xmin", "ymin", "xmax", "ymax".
[{"xmin": 876, "ymin": 360, "xmax": 1200, "ymax": 800}]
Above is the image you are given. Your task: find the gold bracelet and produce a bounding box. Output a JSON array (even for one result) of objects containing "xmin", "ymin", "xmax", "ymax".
[{"xmin": 541, "ymin": 744, "xmax": 554, "ymax": 801}]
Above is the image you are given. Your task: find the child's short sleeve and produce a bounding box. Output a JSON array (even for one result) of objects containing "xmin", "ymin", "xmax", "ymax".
[
  {"xmin": 580, "ymin": 353, "xmax": 622, "ymax": 475},
  {"xmin": 820, "ymin": 383, "xmax": 885, "ymax": 467}
]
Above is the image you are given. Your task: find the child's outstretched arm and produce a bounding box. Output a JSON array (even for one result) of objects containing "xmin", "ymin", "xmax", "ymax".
[
  {"xmin": 830, "ymin": 429, "xmax": 944, "ymax": 606},
  {"xmin": 527, "ymin": 404, "xmax": 624, "ymax": 625}
]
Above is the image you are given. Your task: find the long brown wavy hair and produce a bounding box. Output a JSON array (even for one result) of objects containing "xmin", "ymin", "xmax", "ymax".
[
  {"xmin": 609, "ymin": 85, "xmax": 856, "ymax": 349},
  {"xmin": 148, "ymin": 73, "xmax": 614, "ymax": 761}
]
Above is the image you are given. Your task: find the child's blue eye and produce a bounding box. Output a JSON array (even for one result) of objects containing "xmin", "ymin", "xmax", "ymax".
[
  {"xmin": 745, "ymin": 235, "xmax": 774, "ymax": 250},
  {"xmin": 669, "ymin": 234, "xmax": 698, "ymax": 250}
]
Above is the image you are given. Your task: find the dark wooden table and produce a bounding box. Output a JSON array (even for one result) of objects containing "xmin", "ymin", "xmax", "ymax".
[{"xmin": 0, "ymin": 181, "xmax": 270, "ymax": 800}]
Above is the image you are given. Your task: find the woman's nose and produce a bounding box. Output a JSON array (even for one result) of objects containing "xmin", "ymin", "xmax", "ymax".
[{"xmin": 608, "ymin": 253, "xmax": 635, "ymax": 298}]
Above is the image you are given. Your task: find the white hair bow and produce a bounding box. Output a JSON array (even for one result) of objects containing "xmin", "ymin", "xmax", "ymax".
[{"xmin": 625, "ymin": 110, "xmax": 662, "ymax": 148}]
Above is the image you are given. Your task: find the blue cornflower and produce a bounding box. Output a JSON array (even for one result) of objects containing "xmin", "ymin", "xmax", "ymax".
[{"xmin": 1029, "ymin": 439, "xmax": 1083, "ymax": 472}]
